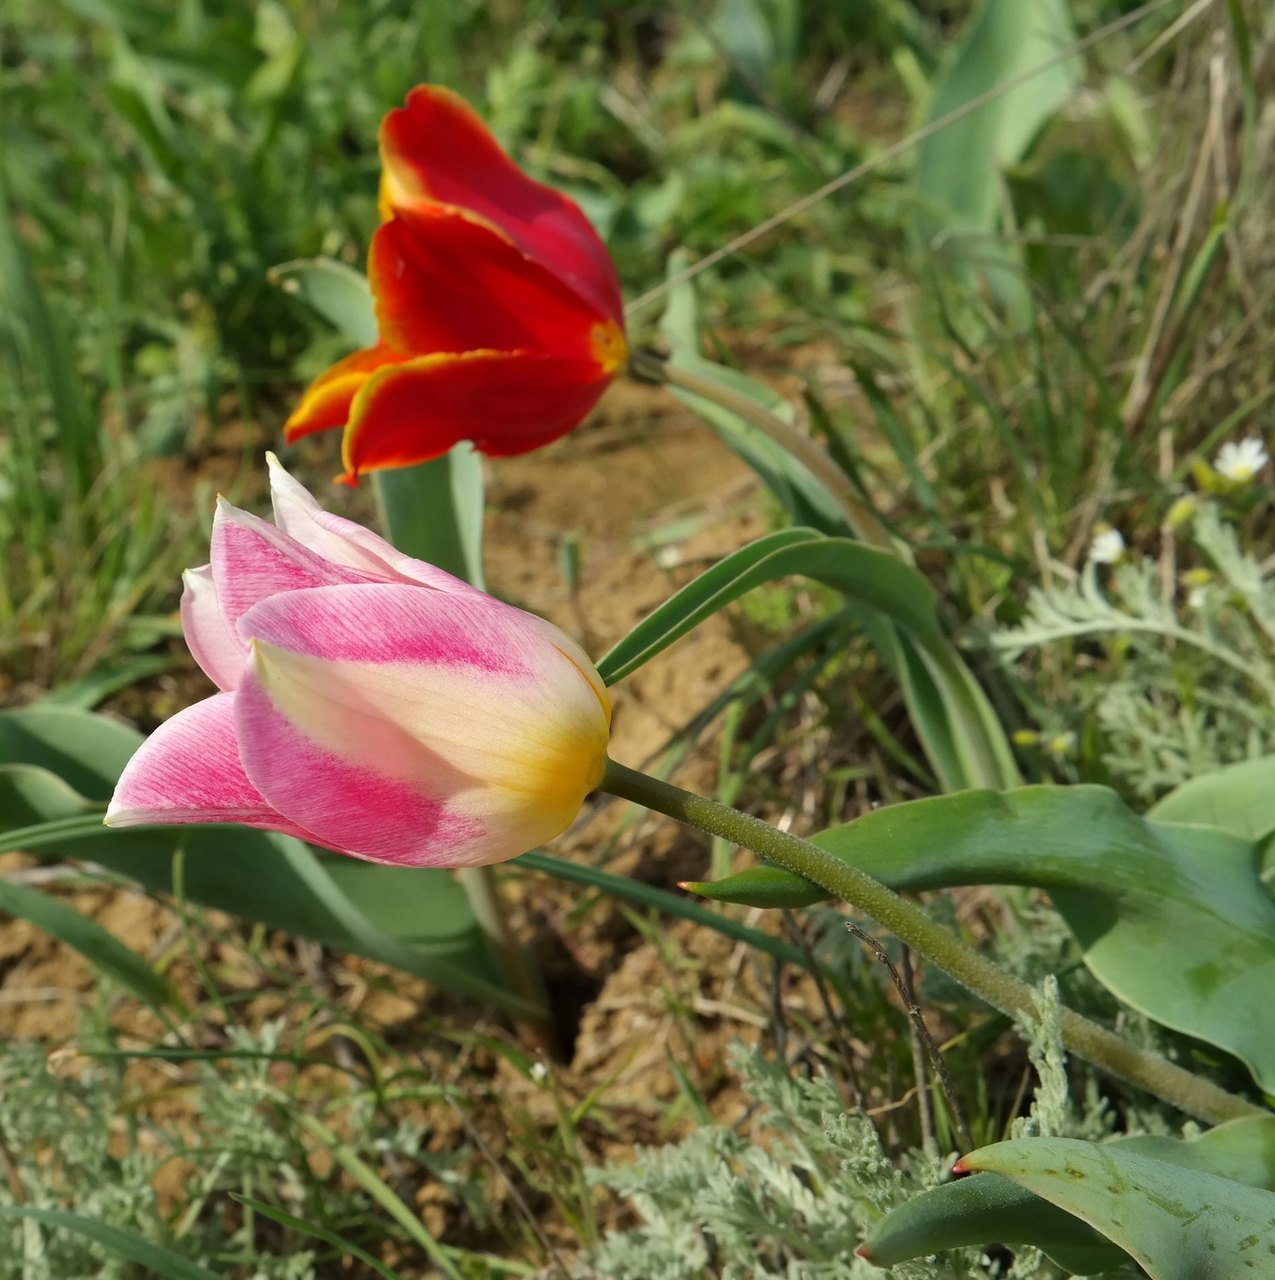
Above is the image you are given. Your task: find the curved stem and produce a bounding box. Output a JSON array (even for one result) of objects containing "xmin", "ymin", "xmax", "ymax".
[
  {"xmin": 600, "ymin": 758, "xmax": 1265, "ymax": 1126},
  {"xmin": 631, "ymin": 350, "xmax": 898, "ymax": 555}
]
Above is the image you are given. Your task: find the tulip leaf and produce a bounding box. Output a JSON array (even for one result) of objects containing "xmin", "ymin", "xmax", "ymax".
[
  {"xmin": 0, "ymin": 1206, "xmax": 223, "ymax": 1280},
  {"xmin": 914, "ymin": 0, "xmax": 1078, "ymax": 315},
  {"xmin": 1148, "ymin": 753, "xmax": 1275, "ymax": 842},
  {"xmin": 269, "ymin": 255, "xmax": 377, "ymax": 347},
  {"xmin": 859, "ymin": 1116, "xmax": 1275, "ymax": 1274},
  {"xmin": 0, "ymin": 707, "xmax": 539, "ymax": 1018},
  {"xmin": 596, "ymin": 527, "xmax": 942, "ymax": 685},
  {"xmin": 951, "ymin": 1136, "xmax": 1275, "ymax": 1280},
  {"xmin": 687, "ymin": 785, "xmax": 1275, "ymax": 1089},
  {"xmin": 372, "ymin": 448, "xmax": 487, "ymax": 594}
]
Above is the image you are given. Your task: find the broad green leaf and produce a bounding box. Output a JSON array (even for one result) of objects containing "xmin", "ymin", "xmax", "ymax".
[
  {"xmin": 0, "ymin": 708, "xmax": 535, "ymax": 1017},
  {"xmin": 596, "ymin": 528, "xmax": 941, "ymax": 685},
  {"xmin": 0, "ymin": 875, "xmax": 182, "ymax": 1011},
  {"xmin": 372, "ymin": 451, "xmax": 486, "ymax": 590},
  {"xmin": 0, "ymin": 1206, "xmax": 222, "ymax": 1280},
  {"xmin": 269, "ymin": 256, "xmax": 377, "ymax": 347},
  {"xmin": 956, "ymin": 1136, "xmax": 1275, "ymax": 1280},
  {"xmin": 914, "ymin": 0, "xmax": 1078, "ymax": 311},
  {"xmin": 1148, "ymin": 754, "xmax": 1275, "ymax": 842},
  {"xmin": 860, "ymin": 1116, "xmax": 1275, "ymax": 1274},
  {"xmin": 689, "ymin": 785, "xmax": 1275, "ymax": 1089}
]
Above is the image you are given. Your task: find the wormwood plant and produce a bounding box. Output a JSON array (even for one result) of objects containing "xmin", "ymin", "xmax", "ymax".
[
  {"xmin": 999, "ymin": 501, "xmax": 1275, "ymax": 798},
  {"xmin": 589, "ymin": 983, "xmax": 1150, "ymax": 1280},
  {"xmin": 0, "ymin": 1021, "xmax": 476, "ymax": 1280}
]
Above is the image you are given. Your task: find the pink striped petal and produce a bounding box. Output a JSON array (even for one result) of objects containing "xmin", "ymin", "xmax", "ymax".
[
  {"xmin": 233, "ymin": 584, "xmax": 610, "ymax": 867},
  {"xmin": 105, "ymin": 693, "xmax": 324, "ymax": 844},
  {"xmin": 210, "ymin": 498, "xmax": 379, "ymax": 639},
  {"xmin": 180, "ymin": 565, "xmax": 244, "ymax": 690},
  {"xmin": 265, "ymin": 453, "xmax": 482, "ymax": 595}
]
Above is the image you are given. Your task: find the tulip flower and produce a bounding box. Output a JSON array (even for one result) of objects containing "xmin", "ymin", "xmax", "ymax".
[
  {"xmin": 106, "ymin": 457, "xmax": 612, "ymax": 867},
  {"xmin": 284, "ymin": 85, "xmax": 628, "ymax": 484}
]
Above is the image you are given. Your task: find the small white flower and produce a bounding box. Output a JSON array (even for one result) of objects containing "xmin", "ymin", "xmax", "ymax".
[
  {"xmin": 1214, "ymin": 437, "xmax": 1269, "ymax": 484},
  {"xmin": 530, "ymin": 1061, "xmax": 550, "ymax": 1085},
  {"xmin": 1089, "ymin": 527, "xmax": 1125, "ymax": 566},
  {"xmin": 1187, "ymin": 586, "xmax": 1208, "ymax": 610}
]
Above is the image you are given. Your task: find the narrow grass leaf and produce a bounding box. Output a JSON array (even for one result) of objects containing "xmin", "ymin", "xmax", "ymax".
[
  {"xmin": 0, "ymin": 1207, "xmax": 221, "ymax": 1280},
  {"xmin": 0, "ymin": 878, "xmax": 182, "ymax": 1011},
  {"xmin": 229, "ymin": 1195, "xmax": 403, "ymax": 1280}
]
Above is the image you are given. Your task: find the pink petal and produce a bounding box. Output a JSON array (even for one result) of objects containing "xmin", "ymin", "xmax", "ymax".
[
  {"xmin": 233, "ymin": 584, "xmax": 610, "ymax": 867},
  {"xmin": 105, "ymin": 693, "xmax": 325, "ymax": 844},
  {"xmin": 180, "ymin": 565, "xmax": 244, "ymax": 690},
  {"xmin": 210, "ymin": 497, "xmax": 379, "ymax": 640},
  {"xmin": 264, "ymin": 453, "xmax": 483, "ymax": 596}
]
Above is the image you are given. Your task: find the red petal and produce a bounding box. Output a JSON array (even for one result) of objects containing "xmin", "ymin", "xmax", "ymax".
[
  {"xmin": 379, "ymin": 85, "xmax": 623, "ymax": 327},
  {"xmin": 370, "ymin": 213, "xmax": 606, "ymax": 361},
  {"xmin": 339, "ymin": 349, "xmax": 613, "ymax": 483},
  {"xmin": 284, "ymin": 342, "xmax": 404, "ymax": 442}
]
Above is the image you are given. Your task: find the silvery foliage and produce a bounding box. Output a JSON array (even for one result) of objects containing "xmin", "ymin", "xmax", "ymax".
[
  {"xmin": 587, "ymin": 972, "xmax": 1162, "ymax": 1280},
  {"xmin": 996, "ymin": 503, "xmax": 1275, "ymax": 797},
  {"xmin": 0, "ymin": 1013, "xmax": 460, "ymax": 1280}
]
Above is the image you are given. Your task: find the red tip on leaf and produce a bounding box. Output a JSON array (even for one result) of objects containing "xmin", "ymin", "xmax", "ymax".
[
  {"xmin": 854, "ymin": 1246, "xmax": 873, "ymax": 1261},
  {"xmin": 951, "ymin": 1157, "xmax": 972, "ymax": 1177}
]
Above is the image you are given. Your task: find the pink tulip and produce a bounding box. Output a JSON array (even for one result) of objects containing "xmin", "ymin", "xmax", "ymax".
[{"xmin": 106, "ymin": 456, "xmax": 612, "ymax": 867}]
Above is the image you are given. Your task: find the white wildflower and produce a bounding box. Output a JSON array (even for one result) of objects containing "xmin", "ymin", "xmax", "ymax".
[
  {"xmin": 1214, "ymin": 437, "xmax": 1269, "ymax": 484},
  {"xmin": 1088, "ymin": 526, "xmax": 1125, "ymax": 566}
]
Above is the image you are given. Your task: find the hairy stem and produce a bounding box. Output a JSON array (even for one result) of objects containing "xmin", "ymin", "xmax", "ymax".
[{"xmin": 600, "ymin": 758, "xmax": 1264, "ymax": 1126}]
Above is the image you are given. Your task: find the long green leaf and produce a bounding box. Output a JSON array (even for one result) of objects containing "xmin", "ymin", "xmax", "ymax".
[
  {"xmin": 516, "ymin": 851, "xmax": 809, "ymax": 971},
  {"xmin": 689, "ymin": 785, "xmax": 1275, "ymax": 1090},
  {"xmin": 914, "ymin": 0, "xmax": 1078, "ymax": 312},
  {"xmin": 860, "ymin": 1116, "xmax": 1275, "ymax": 1274},
  {"xmin": 0, "ymin": 875, "xmax": 182, "ymax": 1011},
  {"xmin": 0, "ymin": 1207, "xmax": 222, "ymax": 1280},
  {"xmin": 597, "ymin": 528, "xmax": 940, "ymax": 685},
  {"xmin": 659, "ymin": 250, "xmax": 850, "ymax": 535}
]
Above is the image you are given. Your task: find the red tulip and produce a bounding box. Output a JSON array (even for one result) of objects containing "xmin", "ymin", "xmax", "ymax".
[{"xmin": 285, "ymin": 86, "xmax": 627, "ymax": 484}]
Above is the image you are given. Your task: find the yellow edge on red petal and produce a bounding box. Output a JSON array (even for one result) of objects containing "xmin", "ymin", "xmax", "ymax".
[
  {"xmin": 336, "ymin": 348, "xmax": 518, "ymax": 485},
  {"xmin": 284, "ymin": 370, "xmax": 375, "ymax": 443}
]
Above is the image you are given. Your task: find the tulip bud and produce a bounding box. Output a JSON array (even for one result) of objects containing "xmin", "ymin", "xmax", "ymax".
[{"xmin": 107, "ymin": 457, "xmax": 611, "ymax": 868}]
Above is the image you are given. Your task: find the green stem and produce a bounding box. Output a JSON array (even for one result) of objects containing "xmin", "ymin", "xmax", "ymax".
[
  {"xmin": 600, "ymin": 758, "xmax": 1264, "ymax": 1126},
  {"xmin": 631, "ymin": 349, "xmax": 898, "ymax": 554}
]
